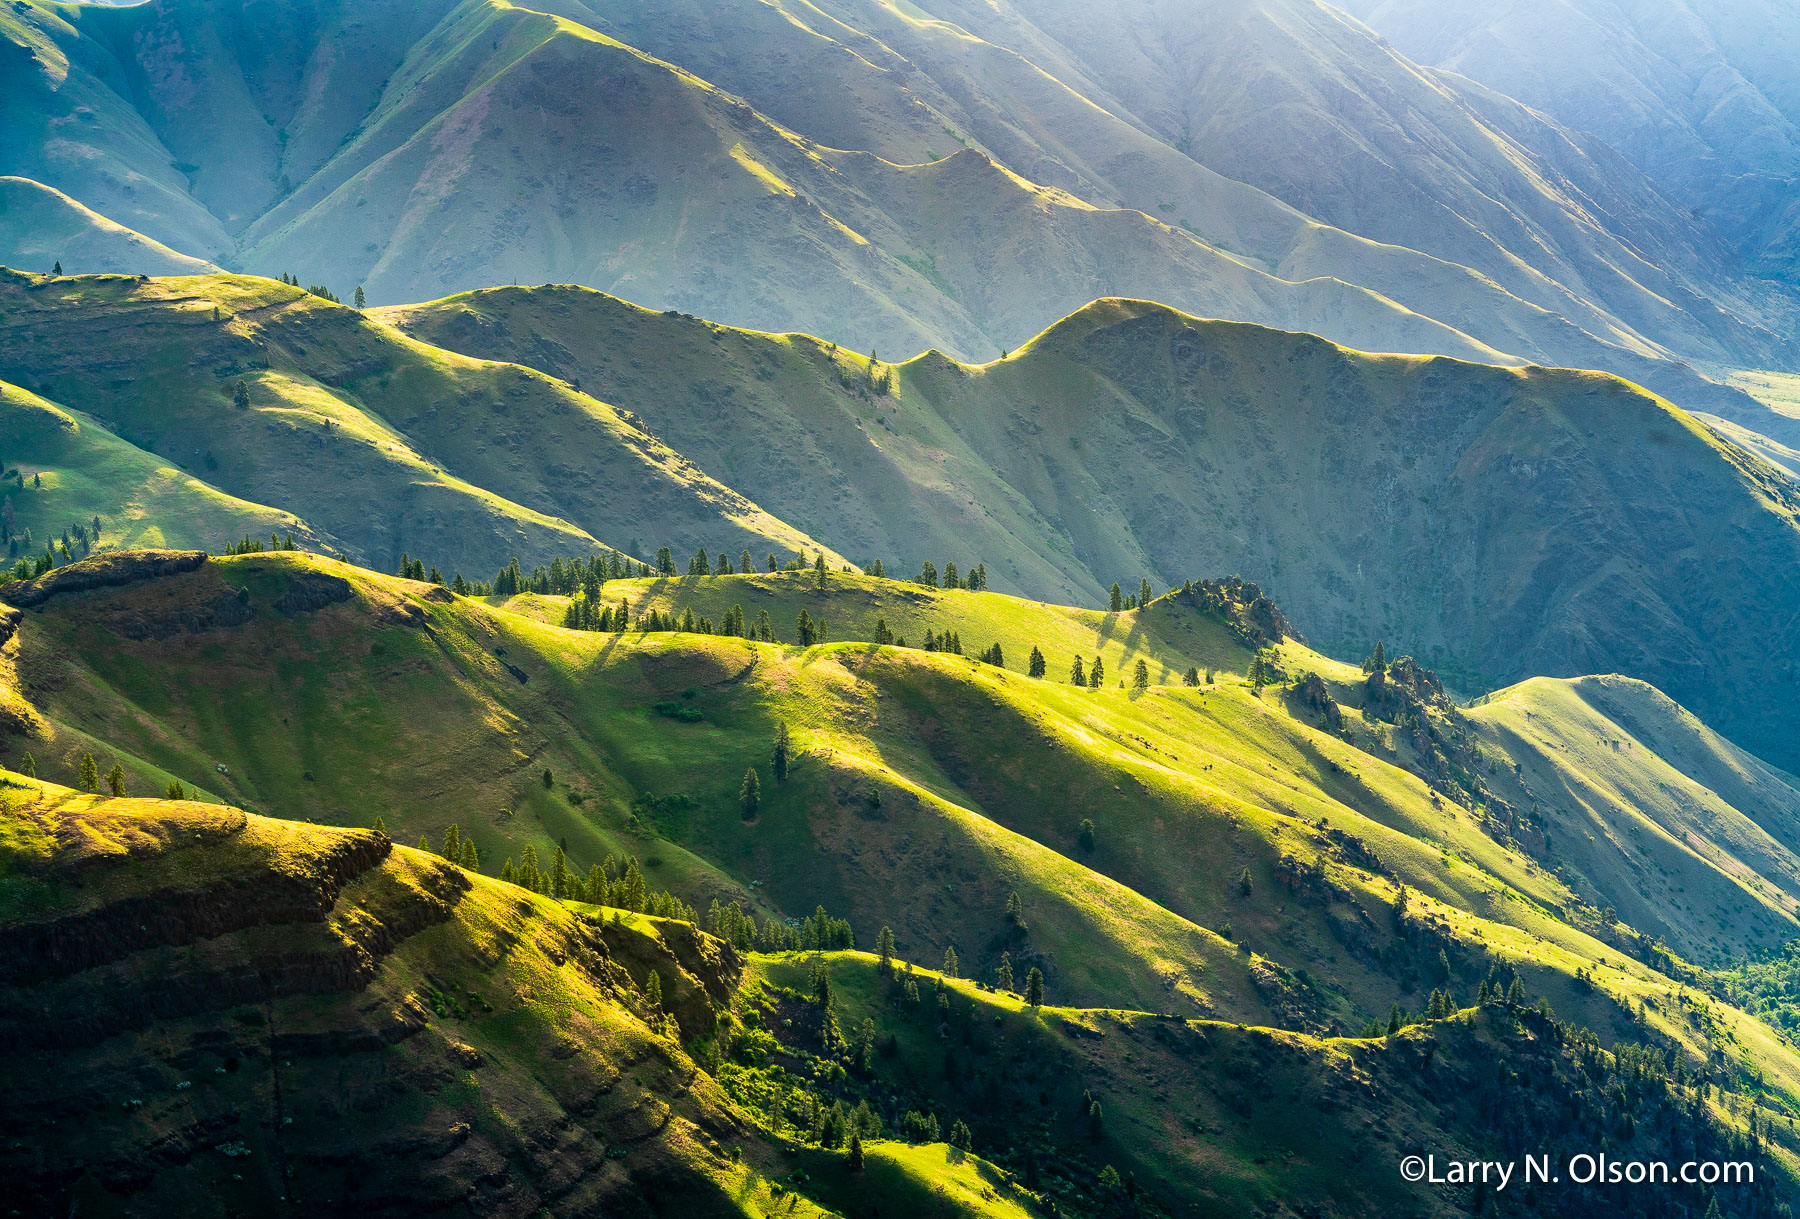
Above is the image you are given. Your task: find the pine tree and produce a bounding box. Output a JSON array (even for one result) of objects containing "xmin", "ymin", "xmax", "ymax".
[
  {"xmin": 1183, "ymin": 666, "xmax": 1200, "ymax": 686},
  {"xmin": 1132, "ymin": 658, "xmax": 1150, "ymax": 693},
  {"xmin": 814, "ymin": 553, "xmax": 827, "ymax": 587},
  {"xmin": 943, "ymin": 945, "xmax": 959, "ymax": 978},
  {"xmin": 1139, "ymin": 577, "xmax": 1154, "ymax": 606},
  {"xmin": 877, "ymin": 925, "xmax": 896, "ymax": 973},
  {"xmin": 552, "ymin": 844, "xmax": 569, "ymax": 897},
  {"xmin": 644, "ymin": 970, "xmax": 664, "ymax": 1010},
  {"xmin": 622, "ymin": 858, "xmax": 647, "ymax": 910},
  {"xmin": 1026, "ymin": 966, "xmax": 1045, "ymax": 1008},
  {"xmin": 443, "ymin": 824, "xmax": 461, "ymax": 860},
  {"xmin": 353, "ymin": 285, "xmax": 366, "ymax": 309},
  {"xmin": 740, "ymin": 767, "xmax": 762, "ymax": 819},
  {"xmin": 165, "ymin": 779, "xmax": 185, "ymax": 800},
  {"xmin": 1070, "ymin": 655, "xmax": 1086, "ymax": 686},
  {"xmin": 19, "ymin": 752, "xmax": 35, "ymax": 780},
  {"xmin": 1237, "ymin": 867, "xmax": 1254, "ymax": 897},
  {"xmin": 103, "ymin": 763, "xmax": 126, "ymax": 797},
  {"xmin": 1109, "ymin": 582, "xmax": 1124, "ymax": 612},
  {"xmin": 847, "ymin": 1132, "xmax": 865, "ymax": 1171},
  {"xmin": 52, "ymin": 261, "xmax": 62, "ymax": 276},
  {"xmin": 461, "ymin": 840, "xmax": 479, "ymax": 870},
  {"xmin": 1028, "ymin": 645, "xmax": 1046, "ymax": 678},
  {"xmin": 78, "ymin": 752, "xmax": 99, "ymax": 793},
  {"xmin": 1089, "ymin": 656, "xmax": 1105, "ymax": 688},
  {"xmin": 1078, "ymin": 817, "xmax": 1096, "ymax": 852},
  {"xmin": 1386, "ymin": 1003, "xmax": 1402, "ymax": 1036},
  {"xmin": 995, "ymin": 953, "xmax": 1013, "ymax": 992},
  {"xmin": 772, "ymin": 722, "xmax": 791, "ymax": 781},
  {"xmin": 1087, "ymin": 1100, "xmax": 1104, "ymax": 1141}
]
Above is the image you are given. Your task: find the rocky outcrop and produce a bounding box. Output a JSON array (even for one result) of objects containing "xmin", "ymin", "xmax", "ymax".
[
  {"xmin": 274, "ymin": 571, "xmax": 353, "ymax": 613},
  {"xmin": 112, "ymin": 586, "xmax": 255, "ymax": 640},
  {"xmin": 594, "ymin": 916, "xmax": 740, "ymax": 1040},
  {"xmin": 2, "ymin": 549, "xmax": 207, "ymax": 608},
  {"xmin": 3, "ymin": 830, "xmax": 392, "ymax": 985}
]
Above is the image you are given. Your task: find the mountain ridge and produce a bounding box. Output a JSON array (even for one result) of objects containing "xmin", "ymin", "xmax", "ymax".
[{"xmin": 3, "ymin": 0, "xmax": 1792, "ymax": 430}]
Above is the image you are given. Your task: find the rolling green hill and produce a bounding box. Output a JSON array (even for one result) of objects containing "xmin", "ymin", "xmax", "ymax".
[
  {"xmin": 0, "ymin": 269, "xmax": 840, "ymax": 576},
  {"xmin": 0, "ymin": 378, "xmax": 314, "ymax": 557},
  {"xmin": 5, "ymin": 549, "xmax": 1800, "ymax": 1215},
  {"xmin": 16, "ymin": 270, "xmax": 1800, "ymax": 771},
  {"xmin": 0, "ymin": 177, "xmax": 218, "ymax": 277},
  {"xmin": 0, "ymin": 779, "xmax": 818, "ymax": 1216},
  {"xmin": 5, "ymin": 551, "xmax": 1799, "ymax": 1046},
  {"xmin": 385, "ymin": 286, "xmax": 1800, "ymax": 773},
  {"xmin": 1471, "ymin": 675, "xmax": 1800, "ymax": 963}
]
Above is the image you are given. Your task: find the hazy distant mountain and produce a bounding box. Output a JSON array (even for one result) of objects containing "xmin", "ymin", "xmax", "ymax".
[
  {"xmin": 1338, "ymin": 0, "xmax": 1800, "ymax": 277},
  {"xmin": 2, "ymin": 0, "xmax": 1793, "ymax": 428}
]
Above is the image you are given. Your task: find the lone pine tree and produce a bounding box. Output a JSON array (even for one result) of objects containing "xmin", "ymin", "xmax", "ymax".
[{"xmin": 772, "ymin": 722, "xmax": 791, "ymax": 781}]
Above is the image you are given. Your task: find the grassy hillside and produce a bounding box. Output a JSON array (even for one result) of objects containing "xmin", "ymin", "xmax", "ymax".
[
  {"xmin": 386, "ymin": 288, "xmax": 1800, "ymax": 773},
  {"xmin": 1471, "ymin": 676, "xmax": 1800, "ymax": 962},
  {"xmin": 0, "ymin": 177, "xmax": 219, "ymax": 277},
  {"xmin": 744, "ymin": 951, "xmax": 1797, "ymax": 1219},
  {"xmin": 0, "ymin": 269, "xmax": 840, "ymax": 577},
  {"xmin": 0, "ymin": 379, "xmax": 314, "ymax": 557},
  {"xmin": 904, "ymin": 0, "xmax": 1788, "ymax": 369},
  {"xmin": 9, "ymin": 550, "xmax": 1800, "ymax": 1211},
  {"xmin": 10, "ymin": 775, "xmax": 1789, "ymax": 1217},
  {"xmin": 11, "ymin": 550, "xmax": 1800, "ymax": 1091},
  {"xmin": 0, "ymin": 776, "xmax": 838, "ymax": 1216}
]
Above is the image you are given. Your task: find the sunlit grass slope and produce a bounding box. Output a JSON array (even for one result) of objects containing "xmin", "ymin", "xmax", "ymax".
[
  {"xmin": 0, "ymin": 379, "xmax": 313, "ymax": 555},
  {"xmin": 0, "ymin": 269, "xmax": 840, "ymax": 577},
  {"xmin": 14, "ymin": 548, "xmax": 1800, "ymax": 1093},
  {"xmin": 1473, "ymin": 675, "xmax": 1800, "ymax": 962},
  {"xmin": 383, "ymin": 288, "xmax": 1800, "ymax": 777},
  {"xmin": 746, "ymin": 950, "xmax": 1800, "ymax": 1218},
  {"xmin": 0, "ymin": 774, "xmax": 794, "ymax": 1216},
  {"xmin": 0, "ymin": 177, "xmax": 218, "ymax": 277},
  {"xmin": 9, "ymin": 550, "xmax": 1800, "ymax": 1212}
]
